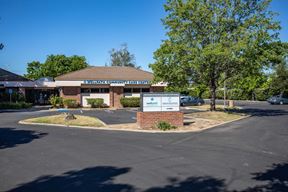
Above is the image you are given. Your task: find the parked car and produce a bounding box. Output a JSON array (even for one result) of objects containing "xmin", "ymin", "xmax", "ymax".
[
  {"xmin": 267, "ymin": 92, "xmax": 288, "ymax": 105},
  {"xmin": 180, "ymin": 96, "xmax": 205, "ymax": 106}
]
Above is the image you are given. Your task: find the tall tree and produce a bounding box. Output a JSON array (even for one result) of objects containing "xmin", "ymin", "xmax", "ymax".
[
  {"xmin": 25, "ymin": 55, "xmax": 88, "ymax": 80},
  {"xmin": 109, "ymin": 44, "xmax": 139, "ymax": 68},
  {"xmin": 270, "ymin": 56, "xmax": 288, "ymax": 94},
  {"xmin": 150, "ymin": 0, "xmax": 280, "ymax": 110},
  {"xmin": 25, "ymin": 61, "xmax": 43, "ymax": 80}
]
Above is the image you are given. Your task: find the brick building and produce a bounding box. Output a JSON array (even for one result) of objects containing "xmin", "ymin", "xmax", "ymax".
[
  {"xmin": 55, "ymin": 66, "xmax": 166, "ymax": 108},
  {"xmin": 0, "ymin": 68, "xmax": 57, "ymax": 104}
]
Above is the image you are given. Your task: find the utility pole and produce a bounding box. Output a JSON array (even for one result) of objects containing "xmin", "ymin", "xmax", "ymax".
[{"xmin": 223, "ymin": 72, "xmax": 227, "ymax": 109}]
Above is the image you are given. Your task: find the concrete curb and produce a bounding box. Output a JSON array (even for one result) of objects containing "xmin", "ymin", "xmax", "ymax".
[{"xmin": 18, "ymin": 114, "xmax": 251, "ymax": 134}]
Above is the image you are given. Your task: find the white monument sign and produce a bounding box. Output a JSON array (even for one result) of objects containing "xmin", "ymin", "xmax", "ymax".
[{"xmin": 141, "ymin": 93, "xmax": 180, "ymax": 112}]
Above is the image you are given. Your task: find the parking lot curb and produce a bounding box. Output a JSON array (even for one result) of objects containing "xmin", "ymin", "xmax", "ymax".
[{"xmin": 18, "ymin": 114, "xmax": 251, "ymax": 133}]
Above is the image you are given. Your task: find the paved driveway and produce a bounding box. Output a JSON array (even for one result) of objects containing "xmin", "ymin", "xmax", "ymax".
[{"xmin": 0, "ymin": 104, "xmax": 288, "ymax": 192}]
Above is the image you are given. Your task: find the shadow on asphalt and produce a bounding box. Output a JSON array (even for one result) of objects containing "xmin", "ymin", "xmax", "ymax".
[
  {"xmin": 7, "ymin": 162, "xmax": 288, "ymax": 192},
  {"xmin": 8, "ymin": 166, "xmax": 134, "ymax": 192},
  {"xmin": 244, "ymin": 162, "xmax": 288, "ymax": 192},
  {"xmin": 0, "ymin": 128, "xmax": 47, "ymax": 149},
  {"xmin": 237, "ymin": 108, "xmax": 288, "ymax": 117}
]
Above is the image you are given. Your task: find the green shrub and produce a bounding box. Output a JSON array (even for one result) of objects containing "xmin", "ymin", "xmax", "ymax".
[
  {"xmin": 49, "ymin": 95, "xmax": 63, "ymax": 108},
  {"xmin": 63, "ymin": 99, "xmax": 78, "ymax": 108},
  {"xmin": 120, "ymin": 97, "xmax": 140, "ymax": 107},
  {"xmin": 86, "ymin": 98, "xmax": 105, "ymax": 108},
  {"xmin": 156, "ymin": 121, "xmax": 177, "ymax": 131},
  {"xmin": 0, "ymin": 102, "xmax": 32, "ymax": 109}
]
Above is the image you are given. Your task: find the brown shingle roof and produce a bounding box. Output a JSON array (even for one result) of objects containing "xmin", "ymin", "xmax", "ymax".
[
  {"xmin": 55, "ymin": 66, "xmax": 154, "ymax": 81},
  {"xmin": 0, "ymin": 68, "xmax": 30, "ymax": 81}
]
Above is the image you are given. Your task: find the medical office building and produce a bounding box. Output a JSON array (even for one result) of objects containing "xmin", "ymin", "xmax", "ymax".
[{"xmin": 55, "ymin": 66, "xmax": 166, "ymax": 108}]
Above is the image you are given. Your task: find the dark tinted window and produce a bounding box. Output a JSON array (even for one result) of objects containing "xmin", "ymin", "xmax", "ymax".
[
  {"xmin": 141, "ymin": 88, "xmax": 150, "ymax": 92},
  {"xmin": 124, "ymin": 88, "xmax": 132, "ymax": 93},
  {"xmin": 91, "ymin": 88, "xmax": 100, "ymax": 93},
  {"xmin": 133, "ymin": 88, "xmax": 141, "ymax": 93},
  {"xmin": 100, "ymin": 88, "xmax": 110, "ymax": 93}
]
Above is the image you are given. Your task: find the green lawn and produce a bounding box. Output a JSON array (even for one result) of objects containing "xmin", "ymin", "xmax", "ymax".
[{"xmin": 24, "ymin": 114, "xmax": 105, "ymax": 127}]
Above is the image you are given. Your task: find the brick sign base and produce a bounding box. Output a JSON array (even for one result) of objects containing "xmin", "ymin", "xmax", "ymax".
[{"xmin": 137, "ymin": 111, "xmax": 183, "ymax": 129}]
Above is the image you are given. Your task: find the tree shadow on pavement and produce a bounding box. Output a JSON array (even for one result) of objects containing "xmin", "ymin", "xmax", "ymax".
[
  {"xmin": 144, "ymin": 176, "xmax": 227, "ymax": 192},
  {"xmin": 7, "ymin": 166, "xmax": 135, "ymax": 192},
  {"xmin": 0, "ymin": 127, "xmax": 47, "ymax": 149},
  {"xmin": 243, "ymin": 163, "xmax": 288, "ymax": 192},
  {"xmin": 221, "ymin": 107, "xmax": 288, "ymax": 117}
]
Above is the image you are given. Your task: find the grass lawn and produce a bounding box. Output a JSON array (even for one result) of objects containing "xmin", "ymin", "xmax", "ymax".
[
  {"xmin": 185, "ymin": 111, "xmax": 245, "ymax": 122},
  {"xmin": 187, "ymin": 104, "xmax": 239, "ymax": 111},
  {"xmin": 23, "ymin": 114, "xmax": 105, "ymax": 127}
]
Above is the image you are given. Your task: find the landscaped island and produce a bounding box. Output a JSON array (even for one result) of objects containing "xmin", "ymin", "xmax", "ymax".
[{"xmin": 22, "ymin": 114, "xmax": 105, "ymax": 127}]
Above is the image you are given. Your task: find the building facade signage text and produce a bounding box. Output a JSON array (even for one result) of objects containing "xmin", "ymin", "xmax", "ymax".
[{"xmin": 84, "ymin": 80, "xmax": 150, "ymax": 85}]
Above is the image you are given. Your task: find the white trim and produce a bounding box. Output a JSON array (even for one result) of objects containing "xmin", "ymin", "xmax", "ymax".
[{"xmin": 55, "ymin": 80, "xmax": 83, "ymax": 87}]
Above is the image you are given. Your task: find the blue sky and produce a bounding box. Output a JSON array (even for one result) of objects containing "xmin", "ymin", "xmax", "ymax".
[{"xmin": 0, "ymin": 0, "xmax": 287, "ymax": 75}]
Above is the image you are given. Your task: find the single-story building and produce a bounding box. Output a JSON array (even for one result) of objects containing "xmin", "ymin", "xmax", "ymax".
[
  {"xmin": 55, "ymin": 66, "xmax": 166, "ymax": 108},
  {"xmin": 1, "ymin": 67, "xmax": 166, "ymax": 108},
  {"xmin": 0, "ymin": 68, "xmax": 57, "ymax": 104}
]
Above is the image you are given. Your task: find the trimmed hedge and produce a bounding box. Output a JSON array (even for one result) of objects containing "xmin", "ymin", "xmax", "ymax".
[
  {"xmin": 63, "ymin": 99, "xmax": 78, "ymax": 108},
  {"xmin": 86, "ymin": 98, "xmax": 107, "ymax": 108},
  {"xmin": 0, "ymin": 102, "xmax": 32, "ymax": 109},
  {"xmin": 120, "ymin": 97, "xmax": 140, "ymax": 107}
]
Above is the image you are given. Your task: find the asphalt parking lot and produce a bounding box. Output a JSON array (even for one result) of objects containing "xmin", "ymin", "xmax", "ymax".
[{"xmin": 0, "ymin": 103, "xmax": 288, "ymax": 192}]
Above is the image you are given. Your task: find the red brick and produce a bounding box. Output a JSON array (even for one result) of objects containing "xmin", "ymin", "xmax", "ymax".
[{"xmin": 137, "ymin": 111, "xmax": 183, "ymax": 129}]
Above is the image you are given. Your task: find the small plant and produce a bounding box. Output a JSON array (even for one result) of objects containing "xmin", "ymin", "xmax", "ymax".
[
  {"xmin": 63, "ymin": 99, "xmax": 78, "ymax": 108},
  {"xmin": 49, "ymin": 95, "xmax": 63, "ymax": 108},
  {"xmin": 120, "ymin": 97, "xmax": 140, "ymax": 107},
  {"xmin": 86, "ymin": 98, "xmax": 105, "ymax": 108},
  {"xmin": 156, "ymin": 121, "xmax": 177, "ymax": 131}
]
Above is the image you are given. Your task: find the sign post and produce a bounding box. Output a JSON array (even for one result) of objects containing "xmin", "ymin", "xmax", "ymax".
[{"xmin": 8, "ymin": 88, "xmax": 13, "ymax": 103}]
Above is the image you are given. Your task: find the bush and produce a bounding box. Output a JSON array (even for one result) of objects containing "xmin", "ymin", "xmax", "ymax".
[
  {"xmin": 49, "ymin": 95, "xmax": 63, "ymax": 108},
  {"xmin": 120, "ymin": 97, "xmax": 140, "ymax": 107},
  {"xmin": 156, "ymin": 121, "xmax": 177, "ymax": 131},
  {"xmin": 86, "ymin": 98, "xmax": 106, "ymax": 108},
  {"xmin": 0, "ymin": 102, "xmax": 32, "ymax": 109},
  {"xmin": 63, "ymin": 99, "xmax": 78, "ymax": 108}
]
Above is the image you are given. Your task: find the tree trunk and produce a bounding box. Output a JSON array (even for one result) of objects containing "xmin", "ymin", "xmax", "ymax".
[{"xmin": 210, "ymin": 81, "xmax": 217, "ymax": 111}]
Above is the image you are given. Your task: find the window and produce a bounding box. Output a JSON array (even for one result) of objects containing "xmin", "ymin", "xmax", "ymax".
[
  {"xmin": 141, "ymin": 88, "xmax": 150, "ymax": 93},
  {"xmin": 81, "ymin": 88, "xmax": 91, "ymax": 93},
  {"xmin": 133, "ymin": 88, "xmax": 141, "ymax": 93},
  {"xmin": 100, "ymin": 88, "xmax": 110, "ymax": 93},
  {"xmin": 91, "ymin": 88, "xmax": 100, "ymax": 93},
  {"xmin": 124, "ymin": 88, "xmax": 132, "ymax": 93}
]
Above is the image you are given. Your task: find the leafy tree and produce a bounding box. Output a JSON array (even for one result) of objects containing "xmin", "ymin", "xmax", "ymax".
[
  {"xmin": 109, "ymin": 44, "xmax": 139, "ymax": 68},
  {"xmin": 25, "ymin": 61, "xmax": 44, "ymax": 80},
  {"xmin": 25, "ymin": 55, "xmax": 88, "ymax": 80},
  {"xmin": 270, "ymin": 57, "xmax": 288, "ymax": 95},
  {"xmin": 150, "ymin": 0, "xmax": 280, "ymax": 110}
]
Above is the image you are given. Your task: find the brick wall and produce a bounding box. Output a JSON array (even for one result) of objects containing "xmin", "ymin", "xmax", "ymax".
[
  {"xmin": 60, "ymin": 87, "xmax": 81, "ymax": 104},
  {"xmin": 137, "ymin": 111, "xmax": 183, "ymax": 129},
  {"xmin": 110, "ymin": 87, "xmax": 123, "ymax": 108}
]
